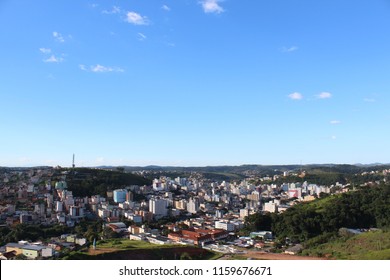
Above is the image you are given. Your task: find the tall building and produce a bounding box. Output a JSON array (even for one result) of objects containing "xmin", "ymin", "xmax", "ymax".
[
  {"xmin": 149, "ymin": 197, "xmax": 168, "ymax": 218},
  {"xmin": 240, "ymin": 208, "xmax": 250, "ymax": 219},
  {"xmin": 55, "ymin": 181, "xmax": 67, "ymax": 190},
  {"xmin": 263, "ymin": 201, "xmax": 277, "ymax": 213},
  {"xmin": 187, "ymin": 197, "xmax": 199, "ymax": 214},
  {"xmin": 70, "ymin": 206, "xmax": 84, "ymax": 218},
  {"xmin": 113, "ymin": 189, "xmax": 127, "ymax": 203}
]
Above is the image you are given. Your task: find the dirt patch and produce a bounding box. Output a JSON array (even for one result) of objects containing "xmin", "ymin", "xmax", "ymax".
[
  {"xmin": 81, "ymin": 247, "xmax": 214, "ymax": 260},
  {"xmin": 241, "ymin": 251, "xmax": 328, "ymax": 260},
  {"xmin": 87, "ymin": 247, "xmax": 118, "ymax": 255}
]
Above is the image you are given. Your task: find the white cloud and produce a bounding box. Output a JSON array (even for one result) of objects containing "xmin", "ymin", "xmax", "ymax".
[
  {"xmin": 364, "ymin": 98, "xmax": 376, "ymax": 103},
  {"xmin": 162, "ymin": 5, "xmax": 171, "ymax": 11},
  {"xmin": 331, "ymin": 135, "xmax": 337, "ymax": 140},
  {"xmin": 288, "ymin": 92, "xmax": 303, "ymax": 100},
  {"xmin": 200, "ymin": 0, "xmax": 225, "ymax": 14},
  {"xmin": 80, "ymin": 64, "xmax": 124, "ymax": 73},
  {"xmin": 138, "ymin": 33, "xmax": 147, "ymax": 41},
  {"xmin": 53, "ymin": 31, "xmax": 65, "ymax": 43},
  {"xmin": 18, "ymin": 157, "xmax": 32, "ymax": 163},
  {"xmin": 126, "ymin": 11, "xmax": 149, "ymax": 25},
  {"xmin": 95, "ymin": 157, "xmax": 105, "ymax": 164},
  {"xmin": 102, "ymin": 6, "xmax": 121, "ymax": 14},
  {"xmin": 79, "ymin": 64, "xmax": 87, "ymax": 71},
  {"xmin": 91, "ymin": 64, "xmax": 123, "ymax": 73},
  {"xmin": 330, "ymin": 120, "xmax": 341, "ymax": 125},
  {"xmin": 281, "ymin": 46, "xmax": 298, "ymax": 53},
  {"xmin": 39, "ymin": 48, "xmax": 51, "ymax": 54},
  {"xmin": 317, "ymin": 92, "xmax": 332, "ymax": 99},
  {"xmin": 43, "ymin": 55, "xmax": 64, "ymax": 63}
]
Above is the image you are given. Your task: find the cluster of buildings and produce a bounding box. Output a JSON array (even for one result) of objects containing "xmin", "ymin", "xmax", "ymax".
[
  {"xmin": 0, "ymin": 234, "xmax": 86, "ymax": 260},
  {"xmin": 2, "ymin": 166, "xmax": 385, "ymax": 259},
  {"xmin": 0, "ymin": 168, "xmax": 353, "ymax": 230}
]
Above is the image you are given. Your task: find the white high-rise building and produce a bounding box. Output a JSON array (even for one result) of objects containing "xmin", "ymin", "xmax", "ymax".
[
  {"xmin": 149, "ymin": 197, "xmax": 168, "ymax": 218},
  {"xmin": 263, "ymin": 201, "xmax": 277, "ymax": 213},
  {"xmin": 240, "ymin": 208, "xmax": 250, "ymax": 219},
  {"xmin": 187, "ymin": 197, "xmax": 199, "ymax": 214}
]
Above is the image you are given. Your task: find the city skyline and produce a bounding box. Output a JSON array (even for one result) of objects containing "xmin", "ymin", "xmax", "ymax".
[{"xmin": 1, "ymin": 0, "xmax": 390, "ymax": 167}]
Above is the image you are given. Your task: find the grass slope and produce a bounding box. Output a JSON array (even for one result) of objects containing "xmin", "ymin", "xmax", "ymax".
[
  {"xmin": 302, "ymin": 230, "xmax": 390, "ymax": 259},
  {"xmin": 63, "ymin": 239, "xmax": 221, "ymax": 260}
]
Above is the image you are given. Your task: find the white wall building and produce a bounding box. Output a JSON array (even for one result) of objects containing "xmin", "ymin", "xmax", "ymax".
[
  {"xmin": 149, "ymin": 197, "xmax": 168, "ymax": 218},
  {"xmin": 215, "ymin": 221, "xmax": 235, "ymax": 232},
  {"xmin": 263, "ymin": 201, "xmax": 277, "ymax": 213},
  {"xmin": 187, "ymin": 197, "xmax": 199, "ymax": 214}
]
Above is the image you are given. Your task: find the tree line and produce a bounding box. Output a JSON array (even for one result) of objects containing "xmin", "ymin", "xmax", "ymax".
[{"xmin": 244, "ymin": 183, "xmax": 390, "ymax": 243}]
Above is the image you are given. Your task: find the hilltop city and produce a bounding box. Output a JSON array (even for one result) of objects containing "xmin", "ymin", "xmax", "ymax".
[{"xmin": 1, "ymin": 163, "xmax": 390, "ymax": 260}]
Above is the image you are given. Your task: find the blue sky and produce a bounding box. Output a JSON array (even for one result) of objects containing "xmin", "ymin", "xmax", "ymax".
[{"xmin": 1, "ymin": 0, "xmax": 390, "ymax": 167}]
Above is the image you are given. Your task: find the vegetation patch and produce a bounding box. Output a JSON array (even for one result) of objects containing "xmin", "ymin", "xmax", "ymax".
[
  {"xmin": 63, "ymin": 240, "xmax": 220, "ymax": 260},
  {"xmin": 302, "ymin": 230, "xmax": 390, "ymax": 259}
]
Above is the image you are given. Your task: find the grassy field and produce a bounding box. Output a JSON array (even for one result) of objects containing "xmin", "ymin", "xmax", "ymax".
[
  {"xmin": 62, "ymin": 239, "xmax": 222, "ymax": 260},
  {"xmin": 302, "ymin": 230, "xmax": 390, "ymax": 259},
  {"xmin": 95, "ymin": 239, "xmax": 177, "ymax": 250}
]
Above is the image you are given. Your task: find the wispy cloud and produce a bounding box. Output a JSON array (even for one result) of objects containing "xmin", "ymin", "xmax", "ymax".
[
  {"xmin": 43, "ymin": 55, "xmax": 64, "ymax": 63},
  {"xmin": 79, "ymin": 64, "xmax": 87, "ymax": 71},
  {"xmin": 138, "ymin": 33, "xmax": 147, "ymax": 41},
  {"xmin": 200, "ymin": 0, "xmax": 225, "ymax": 14},
  {"xmin": 79, "ymin": 64, "xmax": 124, "ymax": 73},
  {"xmin": 330, "ymin": 120, "xmax": 341, "ymax": 125},
  {"xmin": 102, "ymin": 6, "xmax": 121, "ymax": 14},
  {"xmin": 162, "ymin": 5, "xmax": 171, "ymax": 11},
  {"xmin": 126, "ymin": 11, "xmax": 149, "ymax": 25},
  {"xmin": 288, "ymin": 92, "xmax": 303, "ymax": 100},
  {"xmin": 39, "ymin": 48, "xmax": 51, "ymax": 54},
  {"xmin": 281, "ymin": 46, "xmax": 298, "ymax": 53},
  {"xmin": 53, "ymin": 31, "xmax": 65, "ymax": 43},
  {"xmin": 167, "ymin": 42, "xmax": 176, "ymax": 47},
  {"xmin": 317, "ymin": 92, "xmax": 332, "ymax": 99},
  {"xmin": 95, "ymin": 157, "xmax": 105, "ymax": 164},
  {"xmin": 364, "ymin": 98, "xmax": 376, "ymax": 103},
  {"xmin": 18, "ymin": 157, "xmax": 32, "ymax": 164},
  {"xmin": 331, "ymin": 135, "xmax": 337, "ymax": 140}
]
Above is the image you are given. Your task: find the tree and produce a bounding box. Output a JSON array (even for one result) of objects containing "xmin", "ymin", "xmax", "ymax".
[{"xmin": 102, "ymin": 227, "xmax": 119, "ymax": 239}]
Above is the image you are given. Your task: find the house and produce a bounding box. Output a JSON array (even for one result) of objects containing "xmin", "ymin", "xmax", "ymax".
[
  {"xmin": 106, "ymin": 222, "xmax": 128, "ymax": 233},
  {"xmin": 129, "ymin": 234, "xmax": 147, "ymax": 241},
  {"xmin": 254, "ymin": 242, "xmax": 265, "ymax": 249},
  {"xmin": 41, "ymin": 247, "xmax": 54, "ymax": 258},
  {"xmin": 250, "ymin": 231, "xmax": 273, "ymax": 240},
  {"xmin": 22, "ymin": 245, "xmax": 46, "ymax": 259},
  {"xmin": 146, "ymin": 235, "xmax": 171, "ymax": 245},
  {"xmin": 5, "ymin": 243, "xmax": 25, "ymax": 255},
  {"xmin": 168, "ymin": 228, "xmax": 228, "ymax": 245},
  {"xmin": 285, "ymin": 244, "xmax": 303, "ymax": 255},
  {"xmin": 0, "ymin": 250, "xmax": 17, "ymax": 260}
]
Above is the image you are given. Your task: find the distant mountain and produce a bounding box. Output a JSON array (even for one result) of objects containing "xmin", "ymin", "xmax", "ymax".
[{"xmin": 94, "ymin": 163, "xmax": 390, "ymax": 177}]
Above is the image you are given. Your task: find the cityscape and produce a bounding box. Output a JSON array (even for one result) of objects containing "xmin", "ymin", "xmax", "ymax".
[
  {"xmin": 1, "ymin": 0, "xmax": 390, "ymax": 267},
  {"xmin": 1, "ymin": 162, "xmax": 389, "ymax": 260}
]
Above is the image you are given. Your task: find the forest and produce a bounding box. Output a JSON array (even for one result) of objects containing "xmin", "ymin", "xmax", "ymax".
[{"xmin": 55, "ymin": 168, "xmax": 151, "ymax": 197}]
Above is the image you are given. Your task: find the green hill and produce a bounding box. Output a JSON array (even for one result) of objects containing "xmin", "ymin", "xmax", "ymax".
[
  {"xmin": 63, "ymin": 239, "xmax": 220, "ymax": 260},
  {"xmin": 302, "ymin": 230, "xmax": 390, "ymax": 260},
  {"xmin": 270, "ymin": 183, "xmax": 390, "ymax": 242},
  {"xmin": 54, "ymin": 168, "xmax": 151, "ymax": 197}
]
